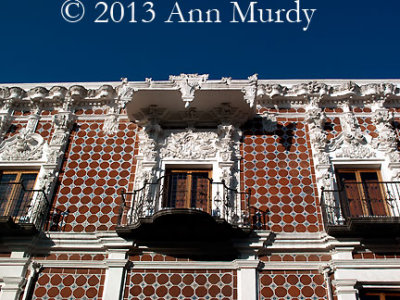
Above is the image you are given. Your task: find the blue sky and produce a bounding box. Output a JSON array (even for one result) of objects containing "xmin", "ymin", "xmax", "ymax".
[{"xmin": 0, "ymin": 0, "xmax": 399, "ymax": 82}]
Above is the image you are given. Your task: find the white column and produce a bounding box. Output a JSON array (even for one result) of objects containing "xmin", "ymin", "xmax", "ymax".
[
  {"xmin": 333, "ymin": 279, "xmax": 358, "ymax": 300},
  {"xmin": 235, "ymin": 259, "xmax": 260, "ymax": 300},
  {"xmin": 102, "ymin": 251, "xmax": 129, "ymax": 300},
  {"xmin": 0, "ymin": 252, "xmax": 29, "ymax": 300}
]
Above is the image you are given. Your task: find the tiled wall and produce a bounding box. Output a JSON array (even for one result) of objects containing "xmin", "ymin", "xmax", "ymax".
[
  {"xmin": 52, "ymin": 120, "xmax": 137, "ymax": 232},
  {"xmin": 242, "ymin": 117, "xmax": 322, "ymax": 233},
  {"xmin": 32, "ymin": 268, "xmax": 105, "ymax": 300},
  {"xmin": 123, "ymin": 269, "xmax": 237, "ymax": 300},
  {"xmin": 259, "ymin": 271, "xmax": 327, "ymax": 300}
]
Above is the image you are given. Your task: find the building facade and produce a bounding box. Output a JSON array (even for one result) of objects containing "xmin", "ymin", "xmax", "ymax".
[{"xmin": 0, "ymin": 75, "xmax": 400, "ymax": 300}]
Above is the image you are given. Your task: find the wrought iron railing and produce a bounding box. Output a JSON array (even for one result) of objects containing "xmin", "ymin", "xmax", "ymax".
[
  {"xmin": 321, "ymin": 181, "xmax": 400, "ymax": 227},
  {"xmin": 46, "ymin": 208, "xmax": 70, "ymax": 232},
  {"xmin": 117, "ymin": 175, "xmax": 263, "ymax": 229},
  {"xmin": 249, "ymin": 206, "xmax": 269, "ymax": 230},
  {"xmin": 0, "ymin": 181, "xmax": 49, "ymax": 231}
]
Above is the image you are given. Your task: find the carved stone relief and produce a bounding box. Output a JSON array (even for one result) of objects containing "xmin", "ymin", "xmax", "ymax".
[
  {"xmin": 305, "ymin": 107, "xmax": 329, "ymax": 166},
  {"xmin": 0, "ymin": 132, "xmax": 46, "ymax": 161},
  {"xmin": 102, "ymin": 113, "xmax": 119, "ymax": 136},
  {"xmin": 160, "ymin": 130, "xmax": 218, "ymax": 160},
  {"xmin": 170, "ymin": 74, "xmax": 209, "ymax": 108},
  {"xmin": 372, "ymin": 110, "xmax": 397, "ymax": 152}
]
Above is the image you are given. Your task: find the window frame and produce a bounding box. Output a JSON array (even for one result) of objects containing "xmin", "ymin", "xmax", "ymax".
[
  {"xmin": 0, "ymin": 170, "xmax": 39, "ymax": 217},
  {"xmin": 335, "ymin": 168, "xmax": 390, "ymax": 217},
  {"xmin": 360, "ymin": 290, "xmax": 400, "ymax": 300}
]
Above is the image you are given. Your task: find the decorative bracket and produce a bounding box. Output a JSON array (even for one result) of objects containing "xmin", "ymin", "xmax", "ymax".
[{"xmin": 170, "ymin": 74, "xmax": 209, "ymax": 108}]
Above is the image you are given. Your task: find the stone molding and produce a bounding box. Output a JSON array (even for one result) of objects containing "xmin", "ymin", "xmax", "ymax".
[{"xmin": 2, "ymin": 77, "xmax": 400, "ymax": 110}]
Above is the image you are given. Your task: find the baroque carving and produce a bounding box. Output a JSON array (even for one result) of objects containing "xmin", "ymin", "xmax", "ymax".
[
  {"xmin": 69, "ymin": 85, "xmax": 88, "ymax": 100},
  {"xmin": 138, "ymin": 124, "xmax": 162, "ymax": 161},
  {"xmin": 102, "ymin": 114, "xmax": 119, "ymax": 136},
  {"xmin": 326, "ymin": 111, "xmax": 376, "ymax": 159},
  {"xmin": 0, "ymin": 114, "xmax": 12, "ymax": 139},
  {"xmin": 49, "ymin": 86, "xmax": 68, "ymax": 102},
  {"xmin": 257, "ymin": 84, "xmax": 288, "ymax": 99},
  {"xmin": 28, "ymin": 87, "xmax": 48, "ymax": 101},
  {"xmin": 93, "ymin": 85, "xmax": 115, "ymax": 99},
  {"xmin": 335, "ymin": 144, "xmax": 376, "ymax": 159},
  {"xmin": 170, "ymin": 74, "xmax": 208, "ymax": 108},
  {"xmin": 117, "ymin": 78, "xmax": 136, "ymax": 109},
  {"xmin": 160, "ymin": 129, "xmax": 218, "ymax": 160},
  {"xmin": 305, "ymin": 107, "xmax": 328, "ymax": 151},
  {"xmin": 242, "ymin": 85, "xmax": 257, "ymax": 108},
  {"xmin": 333, "ymin": 81, "xmax": 360, "ymax": 96},
  {"xmin": 0, "ymin": 88, "xmax": 10, "ymax": 99},
  {"xmin": 9, "ymin": 87, "xmax": 26, "ymax": 100},
  {"xmin": 217, "ymin": 125, "xmax": 237, "ymax": 162},
  {"xmin": 0, "ymin": 80, "xmax": 398, "ymax": 112},
  {"xmin": 372, "ymin": 110, "xmax": 397, "ymax": 152},
  {"xmin": 0, "ymin": 131, "xmax": 45, "ymax": 161},
  {"xmin": 53, "ymin": 113, "xmax": 74, "ymax": 131},
  {"xmin": 133, "ymin": 165, "xmax": 152, "ymax": 189},
  {"xmin": 37, "ymin": 169, "xmax": 58, "ymax": 195}
]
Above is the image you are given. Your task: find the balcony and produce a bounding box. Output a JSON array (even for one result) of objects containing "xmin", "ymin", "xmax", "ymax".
[
  {"xmin": 116, "ymin": 174, "xmax": 266, "ymax": 242},
  {"xmin": 0, "ymin": 181, "xmax": 50, "ymax": 236},
  {"xmin": 321, "ymin": 181, "xmax": 400, "ymax": 237}
]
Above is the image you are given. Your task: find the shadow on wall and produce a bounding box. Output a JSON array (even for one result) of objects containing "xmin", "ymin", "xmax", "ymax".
[{"xmin": 243, "ymin": 117, "xmax": 297, "ymax": 152}]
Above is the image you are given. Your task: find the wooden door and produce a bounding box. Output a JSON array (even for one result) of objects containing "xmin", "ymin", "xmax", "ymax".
[
  {"xmin": 164, "ymin": 170, "xmax": 211, "ymax": 212},
  {"xmin": 336, "ymin": 170, "xmax": 387, "ymax": 217}
]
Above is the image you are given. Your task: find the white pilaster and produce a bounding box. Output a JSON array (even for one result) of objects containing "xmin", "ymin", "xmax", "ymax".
[
  {"xmin": 333, "ymin": 279, "xmax": 358, "ymax": 300},
  {"xmin": 102, "ymin": 251, "xmax": 129, "ymax": 300},
  {"xmin": 0, "ymin": 253, "xmax": 29, "ymax": 300},
  {"xmin": 235, "ymin": 259, "xmax": 260, "ymax": 300}
]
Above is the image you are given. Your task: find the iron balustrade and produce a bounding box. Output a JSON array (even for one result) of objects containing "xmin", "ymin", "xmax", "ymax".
[
  {"xmin": 249, "ymin": 206, "xmax": 269, "ymax": 230},
  {"xmin": 321, "ymin": 181, "xmax": 400, "ymax": 227},
  {"xmin": 0, "ymin": 181, "xmax": 49, "ymax": 231},
  {"xmin": 46, "ymin": 208, "xmax": 70, "ymax": 232},
  {"xmin": 117, "ymin": 175, "xmax": 262, "ymax": 229}
]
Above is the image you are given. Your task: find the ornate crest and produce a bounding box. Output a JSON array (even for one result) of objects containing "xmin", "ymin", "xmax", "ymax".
[
  {"xmin": 160, "ymin": 130, "xmax": 218, "ymax": 159},
  {"xmin": 0, "ymin": 132, "xmax": 46, "ymax": 161}
]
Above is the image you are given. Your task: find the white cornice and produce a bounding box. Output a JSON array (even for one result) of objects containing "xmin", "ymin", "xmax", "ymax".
[
  {"xmin": 2, "ymin": 78, "xmax": 400, "ymax": 90},
  {"xmin": 1, "ymin": 76, "xmax": 400, "ymax": 107}
]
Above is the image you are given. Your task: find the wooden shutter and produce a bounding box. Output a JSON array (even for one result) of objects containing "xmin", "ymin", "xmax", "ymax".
[
  {"xmin": 337, "ymin": 171, "xmax": 364, "ymax": 217},
  {"xmin": 164, "ymin": 170, "xmax": 211, "ymax": 212}
]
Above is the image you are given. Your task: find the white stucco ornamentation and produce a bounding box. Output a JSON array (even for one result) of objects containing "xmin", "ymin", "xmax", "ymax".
[
  {"xmin": 160, "ymin": 129, "xmax": 218, "ymax": 160},
  {"xmin": 118, "ymin": 78, "xmax": 135, "ymax": 102},
  {"xmin": 138, "ymin": 124, "xmax": 162, "ymax": 162},
  {"xmin": 0, "ymin": 131, "xmax": 46, "ymax": 161},
  {"xmin": 170, "ymin": 74, "xmax": 209, "ymax": 108},
  {"xmin": 327, "ymin": 112, "xmax": 375, "ymax": 159},
  {"xmin": 242, "ymin": 74, "xmax": 258, "ymax": 108},
  {"xmin": 372, "ymin": 110, "xmax": 398, "ymax": 152},
  {"xmin": 102, "ymin": 113, "xmax": 119, "ymax": 136},
  {"xmin": 307, "ymin": 108, "xmax": 327, "ymax": 147}
]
